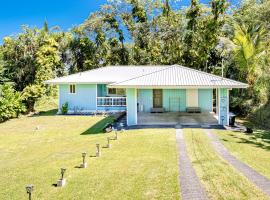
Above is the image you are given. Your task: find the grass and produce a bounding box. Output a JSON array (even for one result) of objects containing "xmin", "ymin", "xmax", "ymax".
[
  {"xmin": 214, "ymin": 129, "xmax": 270, "ymax": 179},
  {"xmin": 184, "ymin": 129, "xmax": 269, "ymax": 200},
  {"xmin": 0, "ymin": 114, "xmax": 179, "ymax": 199}
]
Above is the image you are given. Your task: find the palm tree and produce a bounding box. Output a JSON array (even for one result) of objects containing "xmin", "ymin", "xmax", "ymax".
[{"xmin": 232, "ymin": 23, "xmax": 266, "ymax": 86}]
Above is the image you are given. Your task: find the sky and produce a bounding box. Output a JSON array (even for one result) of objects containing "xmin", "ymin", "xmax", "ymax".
[
  {"xmin": 0, "ymin": 0, "xmax": 107, "ymax": 42},
  {"xmin": 0, "ymin": 0, "xmax": 239, "ymax": 43}
]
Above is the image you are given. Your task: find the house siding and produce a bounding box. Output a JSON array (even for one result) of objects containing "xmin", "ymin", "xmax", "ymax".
[
  {"xmin": 198, "ymin": 89, "xmax": 213, "ymax": 112},
  {"xmin": 163, "ymin": 89, "xmax": 186, "ymax": 112},
  {"xmin": 138, "ymin": 89, "xmax": 153, "ymax": 112},
  {"xmin": 97, "ymin": 84, "xmax": 107, "ymax": 97},
  {"xmin": 97, "ymin": 106, "xmax": 126, "ymax": 112},
  {"xmin": 59, "ymin": 84, "xmax": 97, "ymax": 112}
]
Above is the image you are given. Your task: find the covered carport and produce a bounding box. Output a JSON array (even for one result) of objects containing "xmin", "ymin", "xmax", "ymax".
[
  {"xmin": 137, "ymin": 112, "xmax": 218, "ymax": 126},
  {"xmin": 108, "ymin": 65, "xmax": 248, "ymax": 126}
]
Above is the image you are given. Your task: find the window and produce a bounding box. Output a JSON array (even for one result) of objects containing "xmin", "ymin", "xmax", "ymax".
[
  {"xmin": 69, "ymin": 84, "xmax": 76, "ymax": 94},
  {"xmin": 108, "ymin": 88, "xmax": 126, "ymax": 96}
]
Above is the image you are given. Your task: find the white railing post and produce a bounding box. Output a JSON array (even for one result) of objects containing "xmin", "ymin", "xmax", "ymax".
[{"xmin": 97, "ymin": 97, "xmax": 126, "ymax": 107}]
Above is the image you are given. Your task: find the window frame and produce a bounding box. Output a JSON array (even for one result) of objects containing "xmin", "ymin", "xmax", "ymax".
[
  {"xmin": 69, "ymin": 84, "xmax": 76, "ymax": 94},
  {"xmin": 107, "ymin": 88, "xmax": 126, "ymax": 97}
]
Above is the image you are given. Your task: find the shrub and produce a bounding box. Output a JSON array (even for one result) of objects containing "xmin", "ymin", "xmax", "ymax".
[
  {"xmin": 61, "ymin": 102, "xmax": 68, "ymax": 114},
  {"xmin": 0, "ymin": 84, "xmax": 26, "ymax": 122}
]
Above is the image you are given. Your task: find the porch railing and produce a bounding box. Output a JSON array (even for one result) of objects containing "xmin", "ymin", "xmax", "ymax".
[{"xmin": 97, "ymin": 97, "xmax": 127, "ymax": 107}]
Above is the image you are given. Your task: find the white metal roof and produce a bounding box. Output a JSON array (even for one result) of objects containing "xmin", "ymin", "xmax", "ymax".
[
  {"xmin": 45, "ymin": 65, "xmax": 248, "ymax": 88},
  {"xmin": 45, "ymin": 66, "xmax": 168, "ymax": 84}
]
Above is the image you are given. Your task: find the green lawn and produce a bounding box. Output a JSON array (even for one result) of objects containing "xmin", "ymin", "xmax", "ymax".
[
  {"xmin": 214, "ymin": 129, "xmax": 270, "ymax": 179},
  {"xmin": 184, "ymin": 129, "xmax": 269, "ymax": 200},
  {"xmin": 0, "ymin": 114, "xmax": 179, "ymax": 200}
]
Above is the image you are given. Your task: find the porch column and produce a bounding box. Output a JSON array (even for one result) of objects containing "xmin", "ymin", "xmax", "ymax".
[
  {"xmin": 218, "ymin": 88, "xmax": 229, "ymax": 126},
  {"xmin": 126, "ymin": 88, "xmax": 137, "ymax": 126}
]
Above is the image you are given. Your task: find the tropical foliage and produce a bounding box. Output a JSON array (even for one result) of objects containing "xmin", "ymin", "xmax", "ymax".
[
  {"xmin": 0, "ymin": 0, "xmax": 269, "ymax": 125},
  {"xmin": 0, "ymin": 84, "xmax": 25, "ymax": 122}
]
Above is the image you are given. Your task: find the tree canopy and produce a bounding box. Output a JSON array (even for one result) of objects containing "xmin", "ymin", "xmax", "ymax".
[{"xmin": 0, "ymin": 0, "xmax": 269, "ymax": 125}]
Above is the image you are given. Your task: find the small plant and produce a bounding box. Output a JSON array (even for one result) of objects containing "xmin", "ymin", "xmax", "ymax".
[{"xmin": 61, "ymin": 102, "xmax": 68, "ymax": 114}]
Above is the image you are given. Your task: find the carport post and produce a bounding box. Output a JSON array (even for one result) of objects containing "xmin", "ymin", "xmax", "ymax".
[
  {"xmin": 126, "ymin": 88, "xmax": 137, "ymax": 126},
  {"xmin": 218, "ymin": 88, "xmax": 229, "ymax": 126}
]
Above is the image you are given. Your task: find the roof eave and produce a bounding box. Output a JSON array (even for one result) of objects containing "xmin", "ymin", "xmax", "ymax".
[
  {"xmin": 44, "ymin": 81, "xmax": 114, "ymax": 85},
  {"xmin": 108, "ymin": 85, "xmax": 249, "ymax": 89}
]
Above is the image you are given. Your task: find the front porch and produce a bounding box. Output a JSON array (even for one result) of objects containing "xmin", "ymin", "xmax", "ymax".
[{"xmin": 137, "ymin": 112, "xmax": 218, "ymax": 126}]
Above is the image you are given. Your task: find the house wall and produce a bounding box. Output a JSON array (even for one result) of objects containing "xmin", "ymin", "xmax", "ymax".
[
  {"xmin": 59, "ymin": 84, "xmax": 97, "ymax": 112},
  {"xmin": 163, "ymin": 89, "xmax": 186, "ymax": 112},
  {"xmin": 97, "ymin": 84, "xmax": 107, "ymax": 97},
  {"xmin": 198, "ymin": 89, "xmax": 213, "ymax": 112},
  {"xmin": 186, "ymin": 89, "xmax": 198, "ymax": 107},
  {"xmin": 97, "ymin": 106, "xmax": 126, "ymax": 112},
  {"xmin": 137, "ymin": 89, "xmax": 153, "ymax": 112},
  {"xmin": 127, "ymin": 88, "xmax": 137, "ymax": 125}
]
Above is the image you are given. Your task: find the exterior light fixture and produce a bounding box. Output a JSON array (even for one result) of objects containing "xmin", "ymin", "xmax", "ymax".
[
  {"xmin": 96, "ymin": 144, "xmax": 101, "ymax": 157},
  {"xmin": 60, "ymin": 168, "xmax": 66, "ymax": 180},
  {"xmin": 25, "ymin": 185, "xmax": 34, "ymax": 200}
]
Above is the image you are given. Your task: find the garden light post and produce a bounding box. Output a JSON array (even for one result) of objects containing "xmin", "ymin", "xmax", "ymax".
[
  {"xmin": 107, "ymin": 137, "xmax": 111, "ymax": 148},
  {"xmin": 57, "ymin": 167, "xmax": 67, "ymax": 187},
  {"xmin": 96, "ymin": 144, "xmax": 101, "ymax": 157},
  {"xmin": 25, "ymin": 185, "xmax": 34, "ymax": 200},
  {"xmin": 80, "ymin": 152, "xmax": 87, "ymax": 168},
  {"xmin": 115, "ymin": 131, "xmax": 118, "ymax": 140}
]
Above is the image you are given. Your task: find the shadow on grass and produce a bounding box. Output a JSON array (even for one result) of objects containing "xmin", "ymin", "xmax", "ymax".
[
  {"xmin": 81, "ymin": 116, "xmax": 115, "ymax": 135},
  {"xmin": 31, "ymin": 109, "xmax": 58, "ymax": 117},
  {"xmin": 229, "ymin": 130, "xmax": 270, "ymax": 151},
  {"xmin": 39, "ymin": 109, "xmax": 58, "ymax": 116},
  {"xmin": 237, "ymin": 137, "xmax": 270, "ymax": 151}
]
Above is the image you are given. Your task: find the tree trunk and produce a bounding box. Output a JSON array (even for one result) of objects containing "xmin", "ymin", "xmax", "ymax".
[{"xmin": 27, "ymin": 100, "xmax": 35, "ymax": 113}]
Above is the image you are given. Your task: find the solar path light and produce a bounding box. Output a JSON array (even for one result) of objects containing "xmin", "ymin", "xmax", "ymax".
[
  {"xmin": 57, "ymin": 167, "xmax": 67, "ymax": 187},
  {"xmin": 115, "ymin": 131, "xmax": 118, "ymax": 140},
  {"xmin": 80, "ymin": 152, "xmax": 87, "ymax": 168},
  {"xmin": 107, "ymin": 137, "xmax": 111, "ymax": 148},
  {"xmin": 25, "ymin": 185, "xmax": 34, "ymax": 200},
  {"xmin": 96, "ymin": 144, "xmax": 101, "ymax": 157}
]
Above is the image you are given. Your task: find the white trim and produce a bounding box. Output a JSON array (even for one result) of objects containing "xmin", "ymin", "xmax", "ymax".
[
  {"xmin": 135, "ymin": 89, "xmax": 138, "ymax": 125},
  {"xmin": 57, "ymin": 109, "xmax": 125, "ymax": 115},
  {"xmin": 108, "ymin": 85, "xmax": 248, "ymax": 89},
  {"xmin": 97, "ymin": 97, "xmax": 127, "ymax": 107},
  {"xmin": 218, "ymin": 89, "xmax": 221, "ymax": 124},
  {"xmin": 227, "ymin": 89, "xmax": 230, "ymax": 126},
  {"xmin": 96, "ymin": 84, "xmax": 98, "ymax": 112}
]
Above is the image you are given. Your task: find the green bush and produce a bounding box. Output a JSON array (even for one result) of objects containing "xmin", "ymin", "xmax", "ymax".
[
  {"xmin": 61, "ymin": 102, "xmax": 68, "ymax": 114},
  {"xmin": 0, "ymin": 84, "xmax": 26, "ymax": 122}
]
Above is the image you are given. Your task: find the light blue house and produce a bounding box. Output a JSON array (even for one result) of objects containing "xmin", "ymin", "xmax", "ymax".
[{"xmin": 46, "ymin": 65, "xmax": 248, "ymax": 126}]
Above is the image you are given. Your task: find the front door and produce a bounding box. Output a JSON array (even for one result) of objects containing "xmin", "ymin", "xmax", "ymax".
[{"xmin": 153, "ymin": 89, "xmax": 163, "ymax": 108}]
